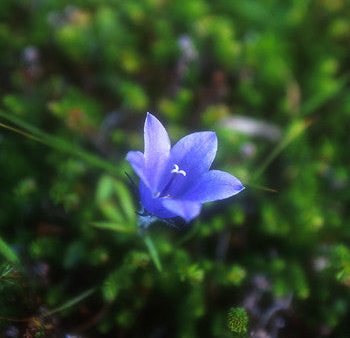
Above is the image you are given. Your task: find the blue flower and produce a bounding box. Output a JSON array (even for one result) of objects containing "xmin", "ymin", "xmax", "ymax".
[{"xmin": 126, "ymin": 113, "xmax": 244, "ymax": 223}]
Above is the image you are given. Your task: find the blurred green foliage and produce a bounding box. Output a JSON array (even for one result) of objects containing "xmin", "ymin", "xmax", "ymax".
[
  {"xmin": 0, "ymin": 0, "xmax": 350, "ymax": 337},
  {"xmin": 227, "ymin": 307, "xmax": 249, "ymax": 337}
]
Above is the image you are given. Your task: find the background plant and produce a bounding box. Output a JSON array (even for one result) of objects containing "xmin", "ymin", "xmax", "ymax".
[{"xmin": 0, "ymin": 0, "xmax": 350, "ymax": 337}]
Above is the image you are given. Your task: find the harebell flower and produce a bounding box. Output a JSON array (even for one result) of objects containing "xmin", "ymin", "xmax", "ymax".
[{"xmin": 126, "ymin": 113, "xmax": 244, "ymax": 225}]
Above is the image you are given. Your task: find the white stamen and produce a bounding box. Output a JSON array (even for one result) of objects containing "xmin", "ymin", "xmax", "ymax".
[{"xmin": 171, "ymin": 164, "xmax": 186, "ymax": 176}]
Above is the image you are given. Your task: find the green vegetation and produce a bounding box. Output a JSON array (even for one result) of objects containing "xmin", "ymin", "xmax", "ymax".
[
  {"xmin": 228, "ymin": 307, "xmax": 249, "ymax": 336},
  {"xmin": 0, "ymin": 0, "xmax": 350, "ymax": 337}
]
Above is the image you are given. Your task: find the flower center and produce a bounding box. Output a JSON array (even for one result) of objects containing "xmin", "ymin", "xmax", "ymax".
[{"xmin": 156, "ymin": 164, "xmax": 187, "ymax": 198}]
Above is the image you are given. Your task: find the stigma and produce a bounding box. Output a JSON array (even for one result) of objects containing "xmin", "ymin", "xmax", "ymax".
[{"xmin": 171, "ymin": 164, "xmax": 186, "ymax": 176}]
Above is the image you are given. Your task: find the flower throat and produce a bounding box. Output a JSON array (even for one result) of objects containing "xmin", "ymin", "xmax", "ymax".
[{"xmin": 156, "ymin": 164, "xmax": 187, "ymax": 198}]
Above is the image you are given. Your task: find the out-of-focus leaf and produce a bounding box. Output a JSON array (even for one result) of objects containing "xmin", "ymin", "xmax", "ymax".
[
  {"xmin": 92, "ymin": 222, "xmax": 135, "ymax": 234},
  {"xmin": 0, "ymin": 236, "xmax": 19, "ymax": 264},
  {"xmin": 113, "ymin": 180, "xmax": 135, "ymax": 223},
  {"xmin": 95, "ymin": 175, "xmax": 136, "ymax": 227},
  {"xmin": 143, "ymin": 234, "xmax": 162, "ymax": 272}
]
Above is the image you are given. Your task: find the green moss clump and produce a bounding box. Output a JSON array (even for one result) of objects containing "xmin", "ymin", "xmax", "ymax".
[{"xmin": 227, "ymin": 307, "xmax": 249, "ymax": 335}]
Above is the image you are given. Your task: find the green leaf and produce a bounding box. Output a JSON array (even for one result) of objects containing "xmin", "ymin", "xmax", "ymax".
[
  {"xmin": 113, "ymin": 180, "xmax": 135, "ymax": 223},
  {"xmin": 143, "ymin": 234, "xmax": 162, "ymax": 272},
  {"xmin": 95, "ymin": 175, "xmax": 136, "ymax": 224},
  {"xmin": 0, "ymin": 236, "xmax": 19, "ymax": 264},
  {"xmin": 92, "ymin": 222, "xmax": 136, "ymax": 234},
  {"xmin": 102, "ymin": 273, "xmax": 119, "ymax": 302},
  {"xmin": 96, "ymin": 175, "xmax": 116, "ymax": 203}
]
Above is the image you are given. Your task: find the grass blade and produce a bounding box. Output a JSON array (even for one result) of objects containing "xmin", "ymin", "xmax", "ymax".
[
  {"xmin": 252, "ymin": 118, "xmax": 313, "ymax": 181},
  {"xmin": 0, "ymin": 111, "xmax": 119, "ymax": 175},
  {"xmin": 91, "ymin": 222, "xmax": 136, "ymax": 234},
  {"xmin": 143, "ymin": 234, "xmax": 162, "ymax": 272},
  {"xmin": 44, "ymin": 288, "xmax": 96, "ymax": 317}
]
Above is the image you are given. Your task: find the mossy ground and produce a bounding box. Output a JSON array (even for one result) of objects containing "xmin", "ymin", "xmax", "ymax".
[{"xmin": 0, "ymin": 1, "xmax": 350, "ymax": 337}]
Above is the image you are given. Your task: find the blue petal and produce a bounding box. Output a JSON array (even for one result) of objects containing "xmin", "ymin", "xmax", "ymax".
[
  {"xmin": 170, "ymin": 131, "xmax": 217, "ymax": 173},
  {"xmin": 126, "ymin": 151, "xmax": 149, "ymax": 185},
  {"xmin": 144, "ymin": 113, "xmax": 171, "ymax": 192},
  {"xmin": 162, "ymin": 199, "xmax": 201, "ymax": 223},
  {"xmin": 158, "ymin": 132, "xmax": 218, "ymax": 197},
  {"xmin": 139, "ymin": 181, "xmax": 177, "ymax": 219},
  {"xmin": 182, "ymin": 170, "xmax": 244, "ymax": 203}
]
